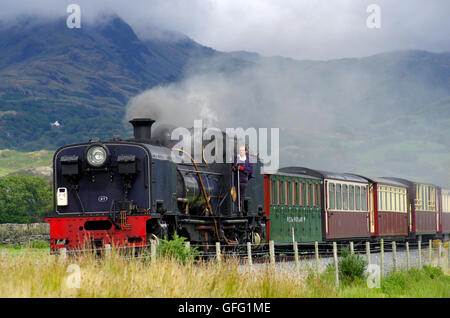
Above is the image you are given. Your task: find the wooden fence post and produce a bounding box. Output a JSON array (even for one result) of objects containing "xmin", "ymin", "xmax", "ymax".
[
  {"xmin": 366, "ymin": 241, "xmax": 371, "ymax": 265},
  {"xmin": 105, "ymin": 244, "xmax": 111, "ymax": 258},
  {"xmin": 429, "ymin": 240, "xmax": 433, "ymax": 266},
  {"xmin": 247, "ymin": 242, "xmax": 253, "ymax": 267},
  {"xmin": 269, "ymin": 240, "xmax": 275, "ymax": 267},
  {"xmin": 438, "ymin": 242, "xmax": 442, "ymax": 268},
  {"xmin": 392, "ymin": 241, "xmax": 397, "ymax": 271},
  {"xmin": 406, "ymin": 242, "xmax": 410, "ymax": 270},
  {"xmin": 151, "ymin": 240, "xmax": 157, "ymax": 264},
  {"xmin": 380, "ymin": 239, "xmax": 384, "ymax": 279},
  {"xmin": 333, "ymin": 242, "xmax": 339, "ymax": 288},
  {"xmin": 314, "ymin": 241, "xmax": 319, "ymax": 274},
  {"xmin": 60, "ymin": 248, "xmax": 67, "ymax": 259},
  {"xmin": 447, "ymin": 242, "xmax": 450, "ymax": 269},
  {"xmin": 294, "ymin": 242, "xmax": 300, "ymax": 275},
  {"xmin": 216, "ymin": 242, "xmax": 221, "ymax": 264},
  {"xmin": 418, "ymin": 240, "xmax": 422, "ymax": 268}
]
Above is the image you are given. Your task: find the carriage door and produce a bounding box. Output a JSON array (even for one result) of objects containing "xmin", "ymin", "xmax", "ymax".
[{"xmin": 369, "ymin": 184, "xmax": 375, "ymax": 235}]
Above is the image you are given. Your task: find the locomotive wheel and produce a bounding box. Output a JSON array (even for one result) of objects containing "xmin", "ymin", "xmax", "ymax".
[{"xmin": 252, "ymin": 232, "xmax": 261, "ymax": 249}]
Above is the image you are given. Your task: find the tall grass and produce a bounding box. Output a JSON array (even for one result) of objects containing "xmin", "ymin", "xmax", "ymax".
[{"xmin": 0, "ymin": 249, "xmax": 448, "ymax": 298}]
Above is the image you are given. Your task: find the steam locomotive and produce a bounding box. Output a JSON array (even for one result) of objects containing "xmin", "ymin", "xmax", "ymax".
[
  {"xmin": 46, "ymin": 117, "xmax": 450, "ymax": 253},
  {"xmin": 45, "ymin": 118, "xmax": 267, "ymax": 251}
]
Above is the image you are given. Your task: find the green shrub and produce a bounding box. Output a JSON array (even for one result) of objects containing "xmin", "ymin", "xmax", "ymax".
[
  {"xmin": 423, "ymin": 265, "xmax": 443, "ymax": 279},
  {"xmin": 155, "ymin": 232, "xmax": 200, "ymax": 265},
  {"xmin": 12, "ymin": 243, "xmax": 22, "ymax": 250},
  {"xmin": 0, "ymin": 175, "xmax": 52, "ymax": 223},
  {"xmin": 382, "ymin": 271, "xmax": 407, "ymax": 295},
  {"xmin": 338, "ymin": 247, "xmax": 367, "ymax": 285},
  {"xmin": 27, "ymin": 240, "xmax": 50, "ymax": 249}
]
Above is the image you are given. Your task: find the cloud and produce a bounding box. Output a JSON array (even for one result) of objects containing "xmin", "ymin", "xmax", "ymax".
[{"xmin": 1, "ymin": 0, "xmax": 450, "ymax": 60}]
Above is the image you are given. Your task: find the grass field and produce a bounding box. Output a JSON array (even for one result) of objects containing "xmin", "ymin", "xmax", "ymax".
[
  {"xmin": 0, "ymin": 247, "xmax": 448, "ymax": 298},
  {"xmin": 0, "ymin": 149, "xmax": 53, "ymax": 177}
]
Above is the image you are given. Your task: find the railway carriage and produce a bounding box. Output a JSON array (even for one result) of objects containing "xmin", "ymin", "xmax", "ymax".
[
  {"xmin": 279, "ymin": 167, "xmax": 371, "ymax": 241},
  {"xmin": 440, "ymin": 188, "xmax": 450, "ymax": 236},
  {"xmin": 263, "ymin": 170, "xmax": 322, "ymax": 244},
  {"xmin": 351, "ymin": 177, "xmax": 409, "ymax": 238},
  {"xmin": 384, "ymin": 178, "xmax": 439, "ymax": 239}
]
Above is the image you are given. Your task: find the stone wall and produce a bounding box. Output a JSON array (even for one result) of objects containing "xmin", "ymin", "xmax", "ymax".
[{"xmin": 0, "ymin": 223, "xmax": 50, "ymax": 245}]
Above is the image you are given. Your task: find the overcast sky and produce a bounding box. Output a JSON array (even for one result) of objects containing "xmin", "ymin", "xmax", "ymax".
[{"xmin": 1, "ymin": 0, "xmax": 450, "ymax": 60}]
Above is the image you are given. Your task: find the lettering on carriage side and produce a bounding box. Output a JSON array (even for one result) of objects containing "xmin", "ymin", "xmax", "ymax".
[{"xmin": 287, "ymin": 216, "xmax": 306, "ymax": 223}]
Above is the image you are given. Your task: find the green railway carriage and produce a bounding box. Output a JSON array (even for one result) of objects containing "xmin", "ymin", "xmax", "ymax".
[{"xmin": 264, "ymin": 171, "xmax": 322, "ymax": 244}]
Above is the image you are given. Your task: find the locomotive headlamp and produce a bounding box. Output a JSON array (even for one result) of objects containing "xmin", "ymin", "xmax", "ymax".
[{"xmin": 86, "ymin": 145, "xmax": 109, "ymax": 167}]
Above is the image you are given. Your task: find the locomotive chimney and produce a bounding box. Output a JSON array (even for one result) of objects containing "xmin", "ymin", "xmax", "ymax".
[{"xmin": 129, "ymin": 118, "xmax": 155, "ymax": 141}]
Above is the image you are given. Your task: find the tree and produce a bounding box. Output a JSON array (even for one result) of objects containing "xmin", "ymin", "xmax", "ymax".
[{"xmin": 0, "ymin": 175, "xmax": 52, "ymax": 223}]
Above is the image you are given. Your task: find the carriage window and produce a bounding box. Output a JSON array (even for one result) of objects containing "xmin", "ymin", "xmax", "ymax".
[
  {"xmin": 404, "ymin": 191, "xmax": 408, "ymax": 212},
  {"xmin": 270, "ymin": 180, "xmax": 273, "ymax": 204},
  {"xmin": 284, "ymin": 181, "xmax": 288, "ymax": 205},
  {"xmin": 377, "ymin": 188, "xmax": 381, "ymax": 211},
  {"xmin": 343, "ymin": 184, "xmax": 348, "ymax": 210},
  {"xmin": 398, "ymin": 191, "xmax": 402, "ymax": 212},
  {"xmin": 336, "ymin": 184, "xmax": 342, "ymax": 210},
  {"xmin": 280, "ymin": 181, "xmax": 284, "ymax": 205},
  {"xmin": 316, "ymin": 184, "xmax": 321, "ymax": 207},
  {"xmin": 361, "ymin": 186, "xmax": 367, "ymax": 211},
  {"xmin": 355, "ymin": 186, "xmax": 360, "ymax": 210},
  {"xmin": 299, "ymin": 182, "xmax": 303, "ymax": 206},
  {"xmin": 349, "ymin": 185, "xmax": 354, "ymax": 210},
  {"xmin": 415, "ymin": 184, "xmax": 421, "ymax": 210},
  {"xmin": 271, "ymin": 180, "xmax": 276, "ymax": 205},
  {"xmin": 304, "ymin": 183, "xmax": 308, "ymax": 206},
  {"xmin": 430, "ymin": 187, "xmax": 436, "ymax": 211},
  {"xmin": 287, "ymin": 181, "xmax": 291, "ymax": 206},
  {"xmin": 277, "ymin": 180, "xmax": 280, "ymax": 205},
  {"xmin": 309, "ymin": 183, "xmax": 314, "ymax": 207},
  {"xmin": 393, "ymin": 189, "xmax": 397, "ymax": 211},
  {"xmin": 294, "ymin": 182, "xmax": 298, "ymax": 205},
  {"xmin": 329, "ymin": 183, "xmax": 335, "ymax": 210},
  {"xmin": 422, "ymin": 186, "xmax": 426, "ymax": 211},
  {"xmin": 444, "ymin": 193, "xmax": 450, "ymax": 213},
  {"xmin": 387, "ymin": 189, "xmax": 391, "ymax": 211},
  {"xmin": 303, "ymin": 182, "xmax": 307, "ymax": 206}
]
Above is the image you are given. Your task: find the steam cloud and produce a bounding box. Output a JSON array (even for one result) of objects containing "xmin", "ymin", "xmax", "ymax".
[{"xmin": 125, "ymin": 53, "xmax": 450, "ymax": 188}]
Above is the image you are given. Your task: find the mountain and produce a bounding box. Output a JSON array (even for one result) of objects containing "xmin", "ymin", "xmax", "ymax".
[
  {"xmin": 0, "ymin": 16, "xmax": 220, "ymax": 150},
  {"xmin": 0, "ymin": 15, "xmax": 449, "ymax": 187}
]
